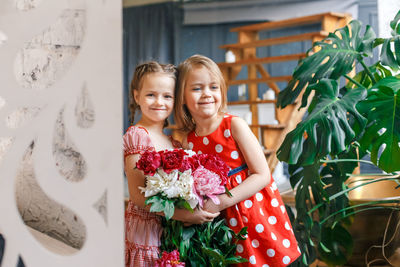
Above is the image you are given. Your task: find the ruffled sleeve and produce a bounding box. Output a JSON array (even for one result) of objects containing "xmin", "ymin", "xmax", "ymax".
[{"xmin": 123, "ymin": 126, "xmax": 154, "ymax": 158}]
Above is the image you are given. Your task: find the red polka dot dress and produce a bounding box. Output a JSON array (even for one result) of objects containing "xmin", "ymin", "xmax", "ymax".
[{"xmin": 187, "ymin": 114, "xmax": 301, "ymax": 266}]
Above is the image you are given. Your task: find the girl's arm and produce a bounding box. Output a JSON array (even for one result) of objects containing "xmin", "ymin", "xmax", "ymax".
[
  {"xmin": 125, "ymin": 154, "xmax": 219, "ymax": 223},
  {"xmin": 204, "ymin": 117, "xmax": 271, "ymax": 213}
]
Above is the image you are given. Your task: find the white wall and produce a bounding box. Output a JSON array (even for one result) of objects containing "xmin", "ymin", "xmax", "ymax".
[{"xmin": 0, "ymin": 0, "xmax": 124, "ymax": 266}]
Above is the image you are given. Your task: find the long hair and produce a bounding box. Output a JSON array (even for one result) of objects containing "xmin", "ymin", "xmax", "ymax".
[
  {"xmin": 129, "ymin": 61, "xmax": 177, "ymax": 127},
  {"xmin": 175, "ymin": 54, "xmax": 227, "ymax": 132}
]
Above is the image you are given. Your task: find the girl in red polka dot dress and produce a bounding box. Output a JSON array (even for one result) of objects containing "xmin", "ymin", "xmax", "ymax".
[{"xmin": 175, "ymin": 55, "xmax": 301, "ymax": 266}]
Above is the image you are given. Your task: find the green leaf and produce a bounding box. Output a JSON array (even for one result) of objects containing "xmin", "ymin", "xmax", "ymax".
[
  {"xmin": 380, "ymin": 36, "xmax": 400, "ymax": 71},
  {"xmin": 318, "ymin": 224, "xmax": 353, "ymax": 265},
  {"xmin": 182, "ymin": 227, "xmax": 195, "ymax": 240},
  {"xmin": 389, "ymin": 10, "xmax": 400, "ymax": 34},
  {"xmin": 357, "ymin": 76, "xmax": 400, "ymax": 172},
  {"xmin": 164, "ymin": 199, "xmax": 175, "ymax": 220},
  {"xmin": 225, "ymin": 256, "xmax": 248, "ymax": 264},
  {"xmin": 277, "ymin": 20, "xmax": 375, "ymax": 108},
  {"xmin": 277, "ymin": 79, "xmax": 367, "ymax": 165},
  {"xmin": 147, "ymin": 196, "xmax": 166, "ymax": 213}
]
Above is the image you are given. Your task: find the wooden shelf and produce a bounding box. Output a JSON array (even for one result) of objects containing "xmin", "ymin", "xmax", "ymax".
[
  {"xmin": 220, "ymin": 31, "xmax": 328, "ymax": 49},
  {"xmin": 227, "ymin": 76, "xmax": 292, "ymax": 85},
  {"xmin": 228, "ymin": 99, "xmax": 276, "ymax": 105},
  {"xmin": 230, "ymin": 12, "xmax": 349, "ymax": 32},
  {"xmin": 218, "ymin": 53, "xmax": 306, "ymax": 68}
]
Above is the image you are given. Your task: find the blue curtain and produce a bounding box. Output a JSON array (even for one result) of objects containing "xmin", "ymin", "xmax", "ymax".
[{"xmin": 123, "ymin": 2, "xmax": 182, "ymax": 132}]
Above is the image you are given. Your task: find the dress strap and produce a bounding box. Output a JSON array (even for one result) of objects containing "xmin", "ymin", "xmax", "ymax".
[{"xmin": 228, "ymin": 164, "xmax": 248, "ymax": 176}]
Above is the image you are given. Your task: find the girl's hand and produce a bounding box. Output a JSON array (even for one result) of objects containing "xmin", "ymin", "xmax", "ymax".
[
  {"xmin": 174, "ymin": 207, "xmax": 219, "ymax": 224},
  {"xmin": 202, "ymin": 198, "xmax": 222, "ymax": 213}
]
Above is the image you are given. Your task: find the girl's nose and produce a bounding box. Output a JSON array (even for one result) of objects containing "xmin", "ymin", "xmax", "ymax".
[
  {"xmin": 155, "ymin": 96, "xmax": 164, "ymax": 104},
  {"xmin": 202, "ymin": 87, "xmax": 212, "ymax": 97}
]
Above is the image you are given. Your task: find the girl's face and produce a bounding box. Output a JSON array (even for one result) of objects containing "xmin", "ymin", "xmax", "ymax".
[
  {"xmin": 134, "ymin": 73, "xmax": 175, "ymax": 124},
  {"xmin": 183, "ymin": 65, "xmax": 222, "ymax": 121}
]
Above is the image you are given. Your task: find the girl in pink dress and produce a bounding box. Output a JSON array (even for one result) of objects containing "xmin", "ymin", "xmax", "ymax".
[
  {"xmin": 124, "ymin": 62, "xmax": 219, "ymax": 267},
  {"xmin": 175, "ymin": 55, "xmax": 301, "ymax": 266}
]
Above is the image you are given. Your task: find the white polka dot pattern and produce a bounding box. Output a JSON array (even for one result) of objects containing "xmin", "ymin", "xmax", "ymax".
[
  {"xmin": 236, "ymin": 244, "xmax": 244, "ymax": 253},
  {"xmin": 251, "ymin": 239, "xmax": 259, "ymax": 248},
  {"xmin": 283, "ymin": 256, "xmax": 291, "ymax": 264},
  {"xmin": 215, "ymin": 144, "xmax": 223, "ymax": 153},
  {"xmin": 267, "ymin": 249, "xmax": 275, "ymax": 257},
  {"xmin": 271, "ymin": 198, "xmax": 279, "ymax": 207},
  {"xmin": 280, "ymin": 205, "xmax": 286, "ymax": 213},
  {"xmin": 188, "ymin": 142, "xmax": 193, "ymax": 149},
  {"xmin": 203, "ymin": 137, "xmax": 209, "ymax": 145},
  {"xmin": 268, "ymin": 216, "xmax": 277, "ymax": 225},
  {"xmin": 271, "ymin": 232, "xmax": 277, "ymax": 240},
  {"xmin": 224, "ymin": 129, "xmax": 231, "ymax": 138},
  {"xmin": 197, "ymin": 150, "xmax": 202, "ymax": 154},
  {"xmin": 244, "ymin": 200, "xmax": 253, "ymax": 208},
  {"xmin": 186, "ymin": 114, "xmax": 301, "ymax": 265},
  {"xmin": 283, "ymin": 239, "xmax": 291, "ymax": 248},
  {"xmin": 229, "ymin": 217, "xmax": 238, "ymax": 227},
  {"xmin": 271, "ymin": 182, "xmax": 277, "ymax": 191},
  {"xmin": 255, "ymin": 224, "xmax": 264, "ymax": 233},
  {"xmin": 231, "ymin": 150, "xmax": 239, "ymax": 159}
]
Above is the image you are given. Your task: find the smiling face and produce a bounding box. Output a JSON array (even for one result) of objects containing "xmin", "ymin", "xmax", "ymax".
[
  {"xmin": 134, "ymin": 73, "xmax": 175, "ymax": 124},
  {"xmin": 183, "ymin": 65, "xmax": 222, "ymax": 121}
]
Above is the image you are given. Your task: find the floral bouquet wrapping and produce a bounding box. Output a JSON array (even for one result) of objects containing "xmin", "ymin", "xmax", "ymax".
[{"xmin": 136, "ymin": 149, "xmax": 247, "ymax": 266}]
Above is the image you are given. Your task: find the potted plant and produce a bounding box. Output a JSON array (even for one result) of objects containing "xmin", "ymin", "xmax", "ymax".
[{"xmin": 276, "ymin": 10, "xmax": 400, "ymax": 266}]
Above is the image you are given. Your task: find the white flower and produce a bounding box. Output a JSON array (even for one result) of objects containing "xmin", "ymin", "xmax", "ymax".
[
  {"xmin": 184, "ymin": 150, "xmax": 197, "ymax": 157},
  {"xmin": 139, "ymin": 168, "xmax": 199, "ymax": 208},
  {"xmin": 176, "ymin": 169, "xmax": 199, "ymax": 208}
]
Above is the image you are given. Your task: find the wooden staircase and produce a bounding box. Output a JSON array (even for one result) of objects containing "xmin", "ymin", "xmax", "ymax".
[{"xmin": 218, "ymin": 12, "xmax": 352, "ymax": 172}]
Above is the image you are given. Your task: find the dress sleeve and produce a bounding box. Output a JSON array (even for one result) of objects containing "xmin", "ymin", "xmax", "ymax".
[{"xmin": 123, "ymin": 126, "xmax": 154, "ymax": 157}]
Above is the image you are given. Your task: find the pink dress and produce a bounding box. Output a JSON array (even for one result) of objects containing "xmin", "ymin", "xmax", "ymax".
[
  {"xmin": 187, "ymin": 114, "xmax": 301, "ymax": 266},
  {"xmin": 123, "ymin": 126, "xmax": 180, "ymax": 267}
]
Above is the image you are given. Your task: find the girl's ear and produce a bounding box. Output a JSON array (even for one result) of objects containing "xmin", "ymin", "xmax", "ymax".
[{"xmin": 133, "ymin": 89, "xmax": 139, "ymax": 104}]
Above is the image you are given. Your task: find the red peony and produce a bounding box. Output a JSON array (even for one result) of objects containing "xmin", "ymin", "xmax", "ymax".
[
  {"xmin": 136, "ymin": 151, "xmax": 161, "ymax": 175},
  {"xmin": 197, "ymin": 154, "xmax": 230, "ymax": 185},
  {"xmin": 178, "ymin": 158, "xmax": 192, "ymax": 173},
  {"xmin": 155, "ymin": 250, "xmax": 185, "ymax": 267},
  {"xmin": 160, "ymin": 149, "xmax": 187, "ymax": 174}
]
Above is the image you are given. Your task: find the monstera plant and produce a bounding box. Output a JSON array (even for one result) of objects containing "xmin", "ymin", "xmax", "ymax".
[{"xmin": 277, "ymin": 10, "xmax": 400, "ymax": 266}]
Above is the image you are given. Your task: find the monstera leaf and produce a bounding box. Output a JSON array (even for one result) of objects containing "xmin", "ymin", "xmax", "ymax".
[
  {"xmin": 380, "ymin": 10, "xmax": 400, "ymax": 71},
  {"xmin": 277, "ymin": 79, "xmax": 367, "ymax": 166},
  {"xmin": 357, "ymin": 76, "xmax": 400, "ymax": 173},
  {"xmin": 277, "ymin": 20, "xmax": 375, "ymax": 109},
  {"xmin": 318, "ymin": 224, "xmax": 353, "ymax": 266}
]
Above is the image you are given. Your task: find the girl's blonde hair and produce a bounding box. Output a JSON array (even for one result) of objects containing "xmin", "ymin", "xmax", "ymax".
[
  {"xmin": 129, "ymin": 61, "xmax": 177, "ymax": 126},
  {"xmin": 175, "ymin": 54, "xmax": 227, "ymax": 132}
]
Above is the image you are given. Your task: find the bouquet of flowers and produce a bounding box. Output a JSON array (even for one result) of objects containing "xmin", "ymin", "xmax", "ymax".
[{"xmin": 136, "ymin": 149, "xmax": 247, "ymax": 266}]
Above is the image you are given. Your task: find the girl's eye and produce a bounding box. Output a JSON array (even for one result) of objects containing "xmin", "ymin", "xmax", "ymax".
[
  {"xmin": 211, "ymin": 85, "xmax": 219, "ymax": 90},
  {"xmin": 192, "ymin": 87, "xmax": 201, "ymax": 91},
  {"xmin": 146, "ymin": 93, "xmax": 154, "ymax": 97},
  {"xmin": 164, "ymin": 95, "xmax": 173, "ymax": 99}
]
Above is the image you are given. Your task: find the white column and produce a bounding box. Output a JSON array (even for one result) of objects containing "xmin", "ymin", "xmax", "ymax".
[
  {"xmin": 377, "ymin": 0, "xmax": 400, "ymax": 38},
  {"xmin": 0, "ymin": 0, "xmax": 123, "ymax": 266}
]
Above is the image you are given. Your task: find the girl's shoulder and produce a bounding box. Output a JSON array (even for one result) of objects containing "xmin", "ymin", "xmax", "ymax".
[{"xmin": 123, "ymin": 125, "xmax": 154, "ymax": 157}]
